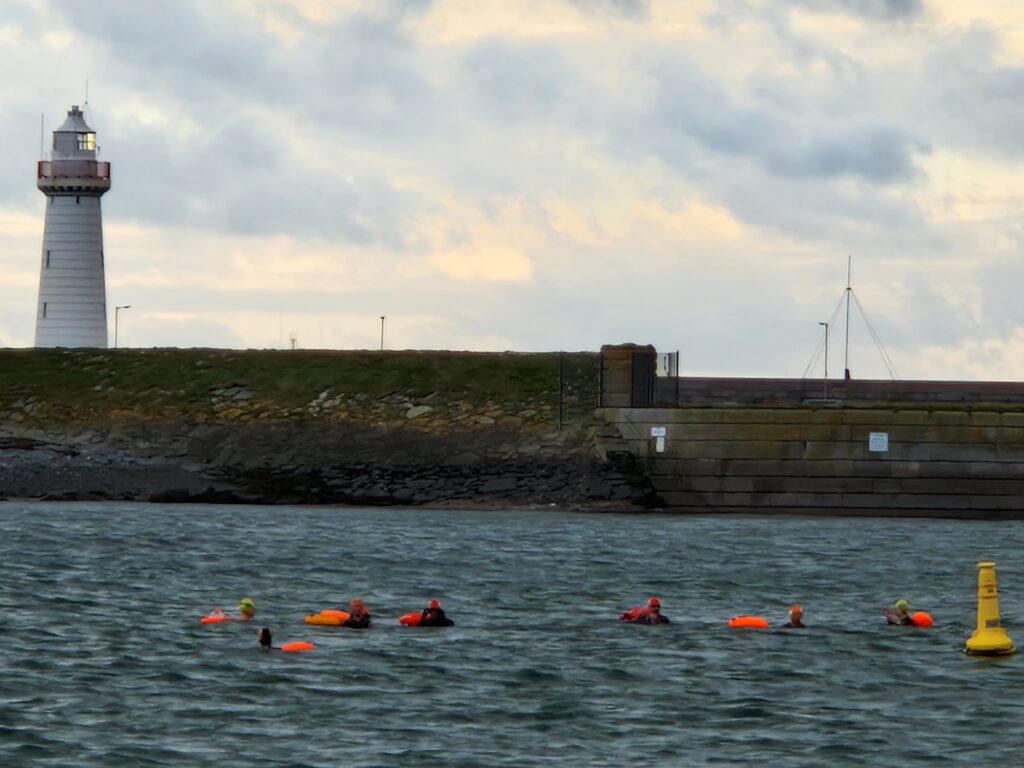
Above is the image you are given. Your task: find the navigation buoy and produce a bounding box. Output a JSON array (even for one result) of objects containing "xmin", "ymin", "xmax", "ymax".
[{"xmin": 965, "ymin": 561, "xmax": 1015, "ymax": 657}]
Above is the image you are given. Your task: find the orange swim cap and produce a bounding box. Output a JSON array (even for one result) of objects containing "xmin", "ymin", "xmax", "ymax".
[
  {"xmin": 647, "ymin": 597, "xmax": 661, "ymax": 608},
  {"xmin": 429, "ymin": 599, "xmax": 441, "ymax": 609},
  {"xmin": 790, "ymin": 604, "xmax": 802, "ymax": 614}
]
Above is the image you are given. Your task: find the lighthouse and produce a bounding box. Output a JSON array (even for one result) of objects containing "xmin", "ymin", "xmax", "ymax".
[{"xmin": 34, "ymin": 105, "xmax": 111, "ymax": 348}]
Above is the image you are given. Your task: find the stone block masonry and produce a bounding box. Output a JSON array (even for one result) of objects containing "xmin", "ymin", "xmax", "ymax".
[{"xmin": 604, "ymin": 400, "xmax": 1024, "ymax": 518}]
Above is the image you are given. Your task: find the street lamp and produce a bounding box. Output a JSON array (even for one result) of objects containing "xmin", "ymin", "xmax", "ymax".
[
  {"xmin": 818, "ymin": 321, "xmax": 829, "ymax": 399},
  {"xmin": 114, "ymin": 305, "xmax": 132, "ymax": 349},
  {"xmin": 380, "ymin": 315, "xmax": 385, "ymax": 351}
]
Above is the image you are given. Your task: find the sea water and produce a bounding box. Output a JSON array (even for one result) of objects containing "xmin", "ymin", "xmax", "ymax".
[{"xmin": 0, "ymin": 502, "xmax": 1021, "ymax": 766}]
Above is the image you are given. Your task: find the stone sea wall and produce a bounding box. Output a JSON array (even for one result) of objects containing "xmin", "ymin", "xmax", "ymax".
[{"xmin": 605, "ymin": 403, "xmax": 1024, "ymax": 518}]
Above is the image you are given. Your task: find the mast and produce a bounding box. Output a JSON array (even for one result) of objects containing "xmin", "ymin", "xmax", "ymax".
[{"xmin": 844, "ymin": 254, "xmax": 851, "ymax": 380}]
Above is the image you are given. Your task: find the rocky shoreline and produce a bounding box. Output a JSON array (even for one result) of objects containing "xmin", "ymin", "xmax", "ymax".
[{"xmin": 0, "ymin": 429, "xmax": 655, "ymax": 510}]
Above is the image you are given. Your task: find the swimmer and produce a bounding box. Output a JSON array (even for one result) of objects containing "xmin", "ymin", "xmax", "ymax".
[
  {"xmin": 258, "ymin": 627, "xmax": 273, "ymax": 649},
  {"xmin": 418, "ymin": 598, "xmax": 454, "ymax": 627},
  {"xmin": 342, "ymin": 599, "xmax": 372, "ymax": 629},
  {"xmin": 238, "ymin": 597, "xmax": 256, "ymax": 621},
  {"xmin": 782, "ymin": 604, "xmax": 805, "ymax": 629},
  {"xmin": 884, "ymin": 598, "xmax": 914, "ymax": 625},
  {"xmin": 620, "ymin": 596, "xmax": 670, "ymax": 625}
]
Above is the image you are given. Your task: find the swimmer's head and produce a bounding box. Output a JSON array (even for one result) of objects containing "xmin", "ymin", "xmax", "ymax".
[
  {"xmin": 258, "ymin": 627, "xmax": 272, "ymax": 648},
  {"xmin": 239, "ymin": 597, "xmax": 256, "ymax": 618},
  {"xmin": 790, "ymin": 604, "xmax": 803, "ymax": 620},
  {"xmin": 428, "ymin": 599, "xmax": 441, "ymax": 609},
  {"xmin": 350, "ymin": 599, "xmax": 368, "ymax": 614},
  {"xmin": 895, "ymin": 599, "xmax": 911, "ymax": 615},
  {"xmin": 647, "ymin": 597, "xmax": 661, "ymax": 612}
]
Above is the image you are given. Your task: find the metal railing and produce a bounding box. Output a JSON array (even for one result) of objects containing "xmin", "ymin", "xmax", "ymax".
[{"xmin": 38, "ymin": 160, "xmax": 111, "ymax": 180}]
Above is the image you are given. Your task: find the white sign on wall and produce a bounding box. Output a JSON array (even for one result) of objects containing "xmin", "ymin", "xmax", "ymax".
[
  {"xmin": 869, "ymin": 432, "xmax": 889, "ymax": 452},
  {"xmin": 655, "ymin": 436, "xmax": 666, "ymax": 453},
  {"xmin": 650, "ymin": 426, "xmax": 666, "ymax": 437}
]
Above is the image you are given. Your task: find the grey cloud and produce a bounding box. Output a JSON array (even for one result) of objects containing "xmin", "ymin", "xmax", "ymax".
[
  {"xmin": 977, "ymin": 261, "xmax": 1024, "ymax": 334},
  {"xmin": 895, "ymin": 272, "xmax": 978, "ymax": 346},
  {"xmin": 792, "ymin": 0, "xmax": 924, "ymax": 20},
  {"xmin": 648, "ymin": 57, "xmax": 927, "ymax": 184},
  {"xmin": 463, "ymin": 40, "xmax": 577, "ymax": 123},
  {"xmin": 707, "ymin": 0, "xmax": 923, "ymax": 24},
  {"xmin": 297, "ymin": 14, "xmax": 439, "ymax": 140},
  {"xmin": 105, "ymin": 118, "xmax": 413, "ymax": 247},
  {"xmin": 49, "ymin": 0, "xmax": 278, "ymax": 107},
  {"xmin": 568, "ymin": 0, "xmax": 650, "ymax": 20},
  {"xmin": 917, "ymin": 26, "xmax": 1024, "ymax": 156}
]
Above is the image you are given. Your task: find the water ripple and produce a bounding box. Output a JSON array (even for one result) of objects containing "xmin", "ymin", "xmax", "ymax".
[{"xmin": 1, "ymin": 502, "xmax": 1023, "ymax": 765}]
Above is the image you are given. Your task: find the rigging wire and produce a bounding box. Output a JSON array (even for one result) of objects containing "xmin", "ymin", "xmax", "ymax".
[
  {"xmin": 851, "ymin": 291, "xmax": 899, "ymax": 380},
  {"xmin": 802, "ymin": 270, "xmax": 900, "ymax": 381},
  {"xmin": 801, "ymin": 291, "xmax": 845, "ymax": 379}
]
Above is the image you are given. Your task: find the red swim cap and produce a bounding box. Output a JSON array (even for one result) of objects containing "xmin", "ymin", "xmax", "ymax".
[
  {"xmin": 428, "ymin": 599, "xmax": 441, "ymax": 609},
  {"xmin": 647, "ymin": 597, "xmax": 661, "ymax": 608}
]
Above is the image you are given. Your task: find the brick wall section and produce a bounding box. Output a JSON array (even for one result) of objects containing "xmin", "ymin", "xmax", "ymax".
[{"xmin": 603, "ymin": 403, "xmax": 1024, "ymax": 518}]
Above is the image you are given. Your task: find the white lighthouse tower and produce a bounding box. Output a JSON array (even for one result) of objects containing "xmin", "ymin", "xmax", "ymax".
[{"xmin": 34, "ymin": 105, "xmax": 111, "ymax": 348}]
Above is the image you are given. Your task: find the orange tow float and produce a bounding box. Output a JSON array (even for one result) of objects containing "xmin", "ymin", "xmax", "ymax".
[
  {"xmin": 281, "ymin": 641, "xmax": 316, "ymax": 653},
  {"xmin": 729, "ymin": 616, "xmax": 770, "ymax": 629},
  {"xmin": 911, "ymin": 611, "xmax": 934, "ymax": 628},
  {"xmin": 200, "ymin": 609, "xmax": 232, "ymax": 624},
  {"xmin": 305, "ymin": 609, "xmax": 351, "ymax": 626}
]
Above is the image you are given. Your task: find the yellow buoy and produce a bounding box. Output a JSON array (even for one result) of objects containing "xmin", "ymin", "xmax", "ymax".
[{"xmin": 965, "ymin": 561, "xmax": 1015, "ymax": 657}]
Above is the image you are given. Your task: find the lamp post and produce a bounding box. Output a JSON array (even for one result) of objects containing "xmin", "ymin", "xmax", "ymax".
[
  {"xmin": 818, "ymin": 321, "xmax": 829, "ymax": 399},
  {"xmin": 380, "ymin": 315, "xmax": 385, "ymax": 351},
  {"xmin": 114, "ymin": 304, "xmax": 131, "ymax": 349}
]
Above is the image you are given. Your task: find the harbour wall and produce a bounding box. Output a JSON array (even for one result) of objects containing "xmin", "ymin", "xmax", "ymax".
[{"xmin": 601, "ymin": 372, "xmax": 1024, "ymax": 517}]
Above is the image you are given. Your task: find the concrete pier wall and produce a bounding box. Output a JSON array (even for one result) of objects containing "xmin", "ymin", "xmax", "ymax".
[{"xmin": 603, "ymin": 402, "xmax": 1024, "ymax": 517}]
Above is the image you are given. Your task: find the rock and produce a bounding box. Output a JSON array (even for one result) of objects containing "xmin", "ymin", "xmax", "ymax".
[
  {"xmin": 480, "ymin": 477, "xmax": 517, "ymax": 493},
  {"xmin": 405, "ymin": 405, "xmax": 434, "ymax": 420},
  {"xmin": 445, "ymin": 451, "xmax": 480, "ymax": 467}
]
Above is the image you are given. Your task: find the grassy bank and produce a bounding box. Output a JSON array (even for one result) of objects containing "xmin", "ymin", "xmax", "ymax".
[{"xmin": 0, "ymin": 348, "xmax": 600, "ymax": 427}]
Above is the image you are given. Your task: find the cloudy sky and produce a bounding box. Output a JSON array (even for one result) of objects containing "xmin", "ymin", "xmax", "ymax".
[{"xmin": 1, "ymin": 0, "xmax": 1023, "ymax": 379}]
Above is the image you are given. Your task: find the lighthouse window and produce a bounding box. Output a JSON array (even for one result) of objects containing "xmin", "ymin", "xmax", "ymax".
[
  {"xmin": 46, "ymin": 250, "xmax": 50, "ymax": 268},
  {"xmin": 77, "ymin": 133, "xmax": 95, "ymax": 151},
  {"xmin": 42, "ymin": 302, "xmax": 47, "ymax": 319}
]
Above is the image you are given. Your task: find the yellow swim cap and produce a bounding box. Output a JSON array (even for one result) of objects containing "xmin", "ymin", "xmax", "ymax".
[
  {"xmin": 895, "ymin": 599, "xmax": 910, "ymax": 613},
  {"xmin": 239, "ymin": 597, "xmax": 256, "ymax": 614}
]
